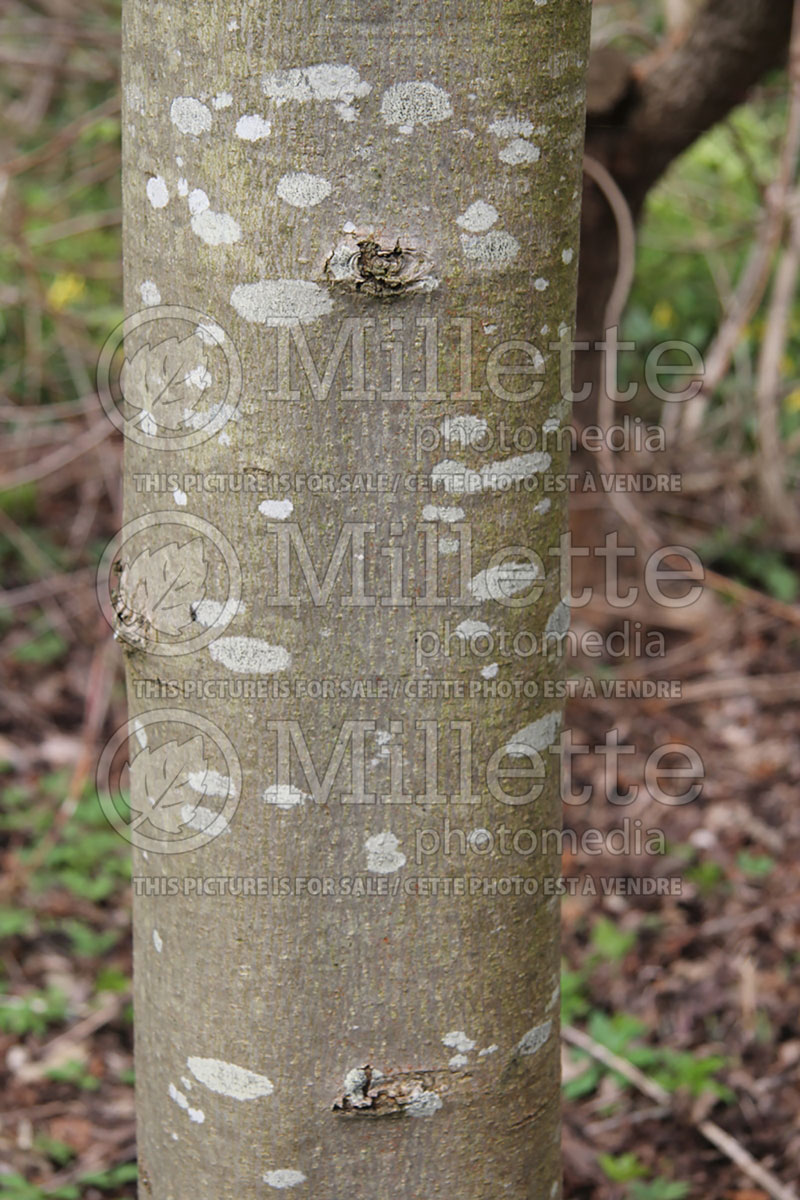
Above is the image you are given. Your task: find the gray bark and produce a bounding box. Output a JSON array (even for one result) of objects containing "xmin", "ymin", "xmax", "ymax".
[{"xmin": 118, "ymin": 2, "xmax": 590, "ymax": 1196}]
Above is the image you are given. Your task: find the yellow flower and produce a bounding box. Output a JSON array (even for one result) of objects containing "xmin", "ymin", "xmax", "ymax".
[
  {"xmin": 46, "ymin": 272, "xmax": 85, "ymax": 310},
  {"xmin": 651, "ymin": 300, "xmax": 674, "ymax": 329}
]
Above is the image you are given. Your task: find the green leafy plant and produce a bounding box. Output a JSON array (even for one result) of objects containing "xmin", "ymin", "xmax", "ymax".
[
  {"xmin": 599, "ymin": 1152, "xmax": 647, "ymax": 1183},
  {"xmin": 563, "ymin": 1008, "xmax": 732, "ymax": 1104},
  {"xmin": 45, "ymin": 1059, "xmax": 101, "ymax": 1092},
  {"xmin": 589, "ymin": 915, "xmax": 637, "ymax": 962},
  {"xmin": 0, "ymin": 987, "xmax": 68, "ymax": 1036}
]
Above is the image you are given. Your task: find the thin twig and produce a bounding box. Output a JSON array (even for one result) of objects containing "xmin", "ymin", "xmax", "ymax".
[
  {"xmin": 0, "ymin": 420, "xmax": 112, "ymax": 491},
  {"xmin": 680, "ymin": 0, "xmax": 800, "ymax": 436},
  {"xmin": 582, "ymin": 153, "xmax": 638, "ymax": 348},
  {"xmin": 0, "ymin": 94, "xmax": 120, "ymax": 178},
  {"xmin": 754, "ymin": 189, "xmax": 800, "ymax": 527}
]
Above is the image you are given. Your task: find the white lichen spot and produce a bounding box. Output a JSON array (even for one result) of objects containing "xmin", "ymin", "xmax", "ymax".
[
  {"xmin": 438, "ymin": 536, "xmax": 460, "ymax": 556},
  {"xmin": 213, "ymin": 91, "xmax": 233, "ymax": 109},
  {"xmin": 406, "ymin": 1089, "xmax": 443, "ymax": 1117},
  {"xmin": 186, "ymin": 1056, "xmax": 274, "ymax": 1100},
  {"xmin": 196, "ymin": 319, "xmax": 225, "ymax": 345},
  {"xmin": 448, "ymin": 1054, "xmax": 468, "ymax": 1070},
  {"xmin": 169, "ymin": 1081, "xmax": 189, "ymax": 1109},
  {"xmin": 186, "ymin": 364, "xmax": 211, "ymax": 391},
  {"xmin": 235, "ymin": 114, "xmax": 272, "ymax": 140},
  {"xmin": 173, "ymin": 488, "xmax": 187, "ymax": 507},
  {"xmin": 276, "ymin": 172, "xmax": 332, "ymax": 208},
  {"xmin": 187, "ymin": 768, "xmax": 234, "ymax": 799},
  {"xmin": 365, "ymin": 831, "xmax": 406, "ymax": 874},
  {"xmin": 499, "ymin": 138, "xmax": 540, "ymax": 165},
  {"xmin": 478, "ymin": 1044, "xmax": 499, "ymax": 1056},
  {"xmin": 432, "ymin": 451, "xmax": 550, "ymax": 495},
  {"xmin": 469, "ymin": 562, "xmax": 541, "ymax": 602},
  {"xmin": 504, "ymin": 711, "xmax": 562, "ymax": 757},
  {"xmin": 460, "ymin": 230, "xmax": 520, "ymax": 268},
  {"xmin": 456, "ymin": 201, "xmax": 499, "ymax": 233},
  {"xmin": 262, "ymin": 64, "xmax": 371, "ymax": 111},
  {"xmin": 259, "ymin": 498, "xmax": 294, "ymax": 519},
  {"xmin": 208, "ymin": 636, "xmax": 290, "ymax": 675},
  {"xmin": 261, "ymin": 784, "xmax": 309, "ymax": 810},
  {"xmin": 170, "ymin": 96, "xmax": 212, "ymax": 135},
  {"xmin": 380, "ymin": 81, "xmax": 453, "ymax": 128},
  {"xmin": 180, "ymin": 1076, "xmax": 192, "ymax": 1090},
  {"xmin": 146, "ymin": 176, "xmax": 169, "ymax": 208},
  {"xmin": 534, "ymin": 497, "xmax": 552, "ymax": 515},
  {"xmin": 192, "ymin": 209, "xmax": 242, "ymax": 245},
  {"xmin": 169, "ymin": 1081, "xmax": 203, "ymax": 1120},
  {"xmin": 124, "ymin": 83, "xmax": 146, "ymax": 115},
  {"xmin": 515, "ymin": 1020, "xmax": 553, "ymax": 1056},
  {"xmin": 534, "ymin": 277, "xmax": 549, "ymax": 291},
  {"xmin": 230, "ymin": 280, "xmax": 332, "ymax": 326},
  {"xmin": 442, "ymin": 1030, "xmax": 476, "ymax": 1054},
  {"xmin": 488, "ymin": 115, "xmax": 534, "ymax": 139},
  {"xmin": 562, "ymin": 247, "xmax": 574, "ymax": 264},
  {"xmin": 546, "ymin": 601, "xmax": 570, "ymax": 641},
  {"xmin": 191, "ymin": 597, "xmax": 243, "ymax": 628},
  {"xmin": 177, "ymin": 177, "xmax": 189, "ymax": 197},
  {"xmin": 132, "ymin": 718, "xmax": 148, "ymax": 749},
  {"xmin": 263, "ymin": 1171, "xmax": 307, "ymax": 1189},
  {"xmin": 547, "ymin": 981, "xmax": 561, "ymax": 1011},
  {"xmin": 430, "ymin": 460, "xmax": 481, "ymax": 493},
  {"xmin": 421, "ymin": 504, "xmax": 465, "ymax": 523},
  {"xmin": 481, "ymin": 662, "xmax": 499, "ymax": 679},
  {"xmin": 180, "ymin": 804, "xmax": 230, "ymax": 836},
  {"xmin": 152, "ymin": 928, "xmax": 163, "ymax": 953},
  {"xmin": 139, "ymin": 280, "xmax": 161, "ymax": 306},
  {"xmin": 188, "ymin": 189, "xmax": 209, "ymax": 215}
]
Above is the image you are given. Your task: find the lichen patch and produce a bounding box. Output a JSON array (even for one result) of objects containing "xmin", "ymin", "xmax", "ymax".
[{"xmin": 380, "ymin": 80, "xmax": 453, "ymax": 128}]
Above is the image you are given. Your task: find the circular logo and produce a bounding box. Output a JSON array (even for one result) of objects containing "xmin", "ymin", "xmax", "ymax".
[
  {"xmin": 96, "ymin": 708, "xmax": 242, "ymax": 853},
  {"xmin": 96, "ymin": 305, "xmax": 242, "ymax": 450},
  {"xmin": 96, "ymin": 511, "xmax": 242, "ymax": 656}
]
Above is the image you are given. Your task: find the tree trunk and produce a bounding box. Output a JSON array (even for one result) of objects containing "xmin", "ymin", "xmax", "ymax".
[{"xmin": 117, "ymin": 2, "xmax": 590, "ymax": 1195}]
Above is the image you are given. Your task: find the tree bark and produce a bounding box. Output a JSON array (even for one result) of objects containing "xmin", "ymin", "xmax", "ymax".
[
  {"xmin": 576, "ymin": 0, "xmax": 794, "ymax": 414},
  {"xmin": 118, "ymin": 2, "xmax": 590, "ymax": 1195}
]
